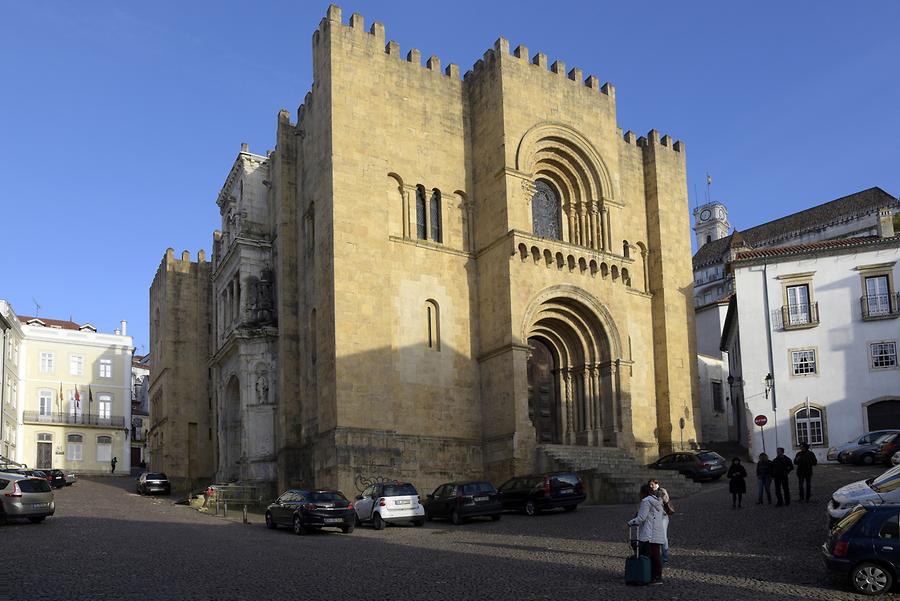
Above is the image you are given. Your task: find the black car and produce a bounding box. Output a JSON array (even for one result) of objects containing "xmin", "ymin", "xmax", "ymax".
[
  {"xmin": 425, "ymin": 481, "xmax": 502, "ymax": 524},
  {"xmin": 265, "ymin": 489, "xmax": 355, "ymax": 534},
  {"xmin": 137, "ymin": 472, "xmax": 171, "ymax": 495},
  {"xmin": 823, "ymin": 503, "xmax": 900, "ymax": 595},
  {"xmin": 36, "ymin": 469, "xmax": 66, "ymax": 489},
  {"xmin": 498, "ymin": 472, "xmax": 586, "ymax": 516},
  {"xmin": 648, "ymin": 450, "xmax": 727, "ymax": 481}
]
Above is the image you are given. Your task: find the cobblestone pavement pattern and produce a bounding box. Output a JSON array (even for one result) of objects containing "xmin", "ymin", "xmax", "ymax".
[{"xmin": 2, "ymin": 465, "xmax": 886, "ymax": 600}]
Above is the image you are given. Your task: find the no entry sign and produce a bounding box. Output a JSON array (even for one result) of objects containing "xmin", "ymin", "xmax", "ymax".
[{"xmin": 754, "ymin": 415, "xmax": 768, "ymax": 427}]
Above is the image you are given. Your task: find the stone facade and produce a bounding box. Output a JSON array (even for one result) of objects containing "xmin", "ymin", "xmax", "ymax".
[
  {"xmin": 154, "ymin": 5, "xmax": 702, "ymax": 497},
  {"xmin": 148, "ymin": 250, "xmax": 215, "ymax": 491}
]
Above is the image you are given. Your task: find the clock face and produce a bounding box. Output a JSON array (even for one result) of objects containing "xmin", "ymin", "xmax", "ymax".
[{"xmin": 700, "ymin": 209, "xmax": 711, "ymax": 221}]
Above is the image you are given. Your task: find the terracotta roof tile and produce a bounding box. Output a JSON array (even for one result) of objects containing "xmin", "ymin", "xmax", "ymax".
[
  {"xmin": 17, "ymin": 315, "xmax": 83, "ymax": 331},
  {"xmin": 734, "ymin": 235, "xmax": 898, "ymax": 261}
]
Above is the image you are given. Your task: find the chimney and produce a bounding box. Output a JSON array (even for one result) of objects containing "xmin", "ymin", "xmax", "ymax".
[
  {"xmin": 120, "ymin": 320, "xmax": 127, "ymax": 336},
  {"xmin": 240, "ymin": 142, "xmax": 249, "ymax": 153},
  {"xmin": 878, "ymin": 208, "xmax": 895, "ymax": 238}
]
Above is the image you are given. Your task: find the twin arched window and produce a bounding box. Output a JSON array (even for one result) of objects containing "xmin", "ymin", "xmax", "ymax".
[
  {"xmin": 532, "ymin": 180, "xmax": 561, "ymax": 240},
  {"xmin": 415, "ymin": 186, "xmax": 442, "ymax": 243}
]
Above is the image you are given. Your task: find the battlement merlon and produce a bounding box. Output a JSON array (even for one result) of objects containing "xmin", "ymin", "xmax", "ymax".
[
  {"xmin": 635, "ymin": 129, "xmax": 685, "ymax": 155},
  {"xmin": 316, "ymin": 5, "xmax": 614, "ymax": 100}
]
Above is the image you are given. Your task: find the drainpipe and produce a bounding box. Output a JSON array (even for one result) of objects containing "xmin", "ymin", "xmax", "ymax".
[
  {"xmin": 761, "ymin": 263, "xmax": 779, "ymax": 448},
  {"xmin": 0, "ymin": 313, "xmax": 9, "ymax": 460}
]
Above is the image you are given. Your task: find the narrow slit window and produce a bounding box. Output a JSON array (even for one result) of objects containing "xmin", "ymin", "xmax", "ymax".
[
  {"xmin": 429, "ymin": 189, "xmax": 442, "ymax": 243},
  {"xmin": 425, "ymin": 300, "xmax": 440, "ymax": 351},
  {"xmin": 416, "ymin": 186, "xmax": 427, "ymax": 240}
]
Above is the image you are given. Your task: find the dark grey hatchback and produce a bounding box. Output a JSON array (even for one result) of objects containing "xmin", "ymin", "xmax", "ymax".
[
  {"xmin": 265, "ymin": 489, "xmax": 355, "ymax": 535},
  {"xmin": 648, "ymin": 450, "xmax": 727, "ymax": 482},
  {"xmin": 424, "ymin": 481, "xmax": 502, "ymax": 524},
  {"xmin": 498, "ymin": 472, "xmax": 586, "ymax": 516}
]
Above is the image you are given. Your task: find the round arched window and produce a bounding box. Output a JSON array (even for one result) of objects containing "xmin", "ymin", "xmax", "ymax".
[{"xmin": 531, "ymin": 180, "xmax": 561, "ymax": 240}]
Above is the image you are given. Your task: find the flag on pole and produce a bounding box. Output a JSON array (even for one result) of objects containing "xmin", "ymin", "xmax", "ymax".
[
  {"xmin": 707, "ymin": 173, "xmax": 712, "ymax": 186},
  {"xmin": 74, "ymin": 385, "xmax": 81, "ymax": 409},
  {"xmin": 58, "ymin": 382, "xmax": 64, "ymax": 414},
  {"xmin": 88, "ymin": 385, "xmax": 93, "ymax": 413}
]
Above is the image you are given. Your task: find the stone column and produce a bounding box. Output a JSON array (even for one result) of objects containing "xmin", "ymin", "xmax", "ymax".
[
  {"xmin": 590, "ymin": 364, "xmax": 602, "ymax": 445},
  {"xmin": 563, "ymin": 369, "xmax": 575, "ymax": 444},
  {"xmin": 641, "ymin": 248, "xmax": 650, "ymax": 293},
  {"xmin": 604, "ymin": 207, "xmax": 613, "ymax": 251},
  {"xmin": 590, "ymin": 206, "xmax": 600, "ymax": 250},
  {"xmin": 401, "ymin": 188, "xmax": 410, "ymax": 239},
  {"xmin": 578, "ymin": 207, "xmax": 588, "ymax": 247},
  {"xmin": 566, "ymin": 205, "xmax": 576, "ymax": 244},
  {"xmin": 600, "ymin": 206, "xmax": 609, "ymax": 251}
]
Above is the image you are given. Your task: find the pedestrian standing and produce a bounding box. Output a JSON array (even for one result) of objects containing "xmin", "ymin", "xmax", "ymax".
[
  {"xmin": 649, "ymin": 479, "xmax": 673, "ymax": 564},
  {"xmin": 756, "ymin": 453, "xmax": 773, "ymax": 505},
  {"xmin": 727, "ymin": 457, "xmax": 747, "ymax": 508},
  {"xmin": 771, "ymin": 447, "xmax": 793, "ymax": 507},
  {"xmin": 628, "ymin": 483, "xmax": 666, "ymax": 585},
  {"xmin": 794, "ymin": 443, "xmax": 818, "ymax": 502},
  {"xmin": 111, "ymin": 456, "xmax": 118, "ymax": 474}
]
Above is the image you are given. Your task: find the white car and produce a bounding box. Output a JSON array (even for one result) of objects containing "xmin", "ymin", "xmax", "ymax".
[
  {"xmin": 354, "ymin": 481, "xmax": 425, "ymax": 530},
  {"xmin": 827, "ymin": 463, "xmax": 900, "ymax": 524}
]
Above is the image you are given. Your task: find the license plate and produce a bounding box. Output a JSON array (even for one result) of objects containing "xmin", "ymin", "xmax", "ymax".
[
  {"xmin": 324, "ymin": 518, "xmax": 343, "ymax": 523},
  {"xmin": 560, "ymin": 488, "xmax": 574, "ymax": 495},
  {"xmin": 394, "ymin": 499, "xmax": 410, "ymax": 505},
  {"xmin": 474, "ymin": 496, "xmax": 489, "ymax": 502},
  {"xmin": 32, "ymin": 503, "xmax": 48, "ymax": 508}
]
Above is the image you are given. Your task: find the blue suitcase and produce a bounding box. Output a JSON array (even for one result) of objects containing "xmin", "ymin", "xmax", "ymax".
[{"xmin": 625, "ymin": 524, "xmax": 652, "ymax": 585}]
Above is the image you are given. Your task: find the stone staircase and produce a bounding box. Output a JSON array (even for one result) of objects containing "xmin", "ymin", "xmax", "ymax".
[{"xmin": 537, "ymin": 444, "xmax": 702, "ymax": 504}]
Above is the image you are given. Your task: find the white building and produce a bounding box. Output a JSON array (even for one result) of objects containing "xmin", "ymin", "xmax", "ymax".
[
  {"xmin": 722, "ymin": 215, "xmax": 900, "ymax": 461},
  {"xmin": 0, "ymin": 301, "xmax": 24, "ymax": 464}
]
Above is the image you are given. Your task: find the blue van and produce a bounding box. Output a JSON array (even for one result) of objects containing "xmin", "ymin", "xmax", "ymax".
[{"xmin": 823, "ymin": 503, "xmax": 900, "ymax": 595}]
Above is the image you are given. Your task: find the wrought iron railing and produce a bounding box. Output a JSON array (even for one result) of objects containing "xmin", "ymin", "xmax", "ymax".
[
  {"xmin": 781, "ymin": 302, "xmax": 819, "ymax": 329},
  {"xmin": 23, "ymin": 411, "xmax": 126, "ymax": 428},
  {"xmin": 861, "ymin": 293, "xmax": 900, "ymax": 320}
]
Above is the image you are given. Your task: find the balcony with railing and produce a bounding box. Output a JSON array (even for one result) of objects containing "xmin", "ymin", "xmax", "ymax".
[
  {"xmin": 861, "ymin": 293, "xmax": 900, "ymax": 321},
  {"xmin": 23, "ymin": 411, "xmax": 126, "ymax": 428},
  {"xmin": 780, "ymin": 302, "xmax": 820, "ymax": 330}
]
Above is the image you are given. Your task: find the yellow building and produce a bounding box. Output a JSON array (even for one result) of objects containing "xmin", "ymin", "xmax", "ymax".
[{"xmin": 16, "ymin": 314, "xmax": 134, "ymax": 475}]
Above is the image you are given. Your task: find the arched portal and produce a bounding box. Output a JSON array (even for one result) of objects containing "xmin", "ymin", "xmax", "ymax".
[{"xmin": 523, "ymin": 289, "xmax": 625, "ymax": 446}]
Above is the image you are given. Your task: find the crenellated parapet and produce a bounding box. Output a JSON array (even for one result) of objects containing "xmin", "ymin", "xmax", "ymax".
[{"xmin": 621, "ymin": 128, "xmax": 685, "ymax": 154}]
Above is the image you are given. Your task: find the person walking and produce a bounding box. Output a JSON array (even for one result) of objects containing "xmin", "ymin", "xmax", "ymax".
[
  {"xmin": 111, "ymin": 456, "xmax": 118, "ymax": 474},
  {"xmin": 628, "ymin": 483, "xmax": 666, "ymax": 585},
  {"xmin": 727, "ymin": 457, "xmax": 747, "ymax": 508},
  {"xmin": 756, "ymin": 453, "xmax": 773, "ymax": 505},
  {"xmin": 649, "ymin": 479, "xmax": 673, "ymax": 564},
  {"xmin": 771, "ymin": 447, "xmax": 793, "ymax": 507},
  {"xmin": 794, "ymin": 443, "xmax": 818, "ymax": 502}
]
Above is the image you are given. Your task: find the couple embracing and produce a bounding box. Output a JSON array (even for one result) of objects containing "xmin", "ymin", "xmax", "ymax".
[{"xmin": 628, "ymin": 479, "xmax": 674, "ymax": 585}]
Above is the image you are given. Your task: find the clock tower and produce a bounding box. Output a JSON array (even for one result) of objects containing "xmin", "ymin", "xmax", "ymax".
[{"xmin": 692, "ymin": 202, "xmax": 730, "ymax": 249}]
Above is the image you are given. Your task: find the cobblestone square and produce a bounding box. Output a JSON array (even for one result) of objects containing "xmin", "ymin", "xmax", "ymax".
[{"xmin": 3, "ymin": 465, "xmax": 885, "ymax": 600}]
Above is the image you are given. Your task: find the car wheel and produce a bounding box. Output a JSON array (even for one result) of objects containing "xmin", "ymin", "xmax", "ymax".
[
  {"xmin": 265, "ymin": 512, "xmax": 276, "ymax": 530},
  {"xmin": 450, "ymin": 510, "xmax": 463, "ymax": 526},
  {"xmin": 292, "ymin": 515, "xmax": 306, "ymax": 535},
  {"xmin": 28, "ymin": 516, "xmax": 46, "ymax": 524},
  {"xmin": 862, "ymin": 454, "xmax": 876, "ymax": 466},
  {"xmin": 524, "ymin": 501, "xmax": 538, "ymax": 517},
  {"xmin": 373, "ymin": 512, "xmax": 386, "ymax": 530},
  {"xmin": 490, "ymin": 514, "xmax": 501, "ymax": 522},
  {"xmin": 850, "ymin": 562, "xmax": 893, "ymax": 595},
  {"xmin": 564, "ymin": 505, "xmax": 577, "ymax": 513},
  {"xmin": 413, "ymin": 518, "xmax": 425, "ymax": 527},
  {"xmin": 425, "ymin": 508, "xmax": 433, "ymax": 522},
  {"xmin": 136, "ymin": 486, "xmax": 142, "ymax": 495},
  {"xmin": 341, "ymin": 524, "xmax": 355, "ymax": 534}
]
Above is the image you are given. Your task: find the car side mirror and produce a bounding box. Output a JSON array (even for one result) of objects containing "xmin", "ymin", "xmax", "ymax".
[{"xmin": 355, "ymin": 495, "xmax": 363, "ymax": 501}]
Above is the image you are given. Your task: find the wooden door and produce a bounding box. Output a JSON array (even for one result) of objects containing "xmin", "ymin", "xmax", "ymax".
[
  {"xmin": 37, "ymin": 442, "xmax": 52, "ymax": 469},
  {"xmin": 528, "ymin": 338, "xmax": 559, "ymax": 444}
]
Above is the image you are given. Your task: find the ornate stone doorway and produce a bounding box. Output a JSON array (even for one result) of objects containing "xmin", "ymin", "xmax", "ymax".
[{"xmin": 528, "ymin": 337, "xmax": 561, "ymax": 444}]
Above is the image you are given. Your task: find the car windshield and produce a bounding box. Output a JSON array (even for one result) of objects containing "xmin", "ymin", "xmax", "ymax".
[
  {"xmin": 382, "ymin": 484, "xmax": 417, "ymax": 497},
  {"xmin": 308, "ymin": 492, "xmax": 346, "ymax": 503},
  {"xmin": 832, "ymin": 506, "xmax": 867, "ymax": 536},
  {"xmin": 697, "ymin": 452, "xmax": 723, "ymax": 461},
  {"xmin": 462, "ymin": 482, "xmax": 495, "ymax": 495},
  {"xmin": 19, "ymin": 479, "xmax": 52, "ymax": 493},
  {"xmin": 147, "ymin": 473, "xmax": 167, "ymax": 480},
  {"xmin": 871, "ymin": 465, "xmax": 900, "ymax": 493}
]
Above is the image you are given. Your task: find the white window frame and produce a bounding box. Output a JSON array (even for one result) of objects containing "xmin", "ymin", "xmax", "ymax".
[
  {"xmin": 99, "ymin": 359, "xmax": 112, "ymax": 378},
  {"xmin": 791, "ymin": 349, "xmax": 818, "ymax": 376},
  {"xmin": 10, "ymin": 380, "xmax": 16, "ymax": 409},
  {"xmin": 96, "ymin": 436, "xmax": 112, "ymax": 462},
  {"xmin": 66, "ymin": 434, "xmax": 84, "ymax": 461},
  {"xmin": 97, "ymin": 395, "xmax": 112, "ymax": 421},
  {"xmin": 40, "ymin": 352, "xmax": 55, "ymax": 373},
  {"xmin": 871, "ymin": 341, "xmax": 898, "ymax": 369},
  {"xmin": 69, "ymin": 354, "xmax": 84, "ymax": 376},
  {"xmin": 38, "ymin": 390, "xmax": 54, "ymax": 418},
  {"xmin": 794, "ymin": 406, "xmax": 824, "ymax": 446}
]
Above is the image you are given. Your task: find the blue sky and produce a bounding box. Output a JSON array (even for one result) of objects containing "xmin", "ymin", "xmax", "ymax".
[{"xmin": 2, "ymin": 1, "xmax": 898, "ymax": 354}]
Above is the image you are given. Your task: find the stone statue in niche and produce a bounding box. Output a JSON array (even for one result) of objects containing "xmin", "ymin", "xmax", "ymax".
[
  {"xmin": 255, "ymin": 372, "xmax": 270, "ymax": 404},
  {"xmin": 242, "ymin": 267, "xmax": 277, "ymax": 327}
]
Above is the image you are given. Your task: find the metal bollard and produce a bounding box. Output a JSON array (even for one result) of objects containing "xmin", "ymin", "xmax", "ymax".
[
  {"xmin": 243, "ymin": 505, "xmax": 248, "ymax": 524},
  {"xmin": 224, "ymin": 501, "xmax": 228, "ymax": 518},
  {"xmin": 215, "ymin": 495, "xmax": 219, "ymax": 516}
]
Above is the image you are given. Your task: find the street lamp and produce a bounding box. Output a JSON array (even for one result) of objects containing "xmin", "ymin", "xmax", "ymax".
[{"xmin": 764, "ymin": 373, "xmax": 774, "ymax": 399}]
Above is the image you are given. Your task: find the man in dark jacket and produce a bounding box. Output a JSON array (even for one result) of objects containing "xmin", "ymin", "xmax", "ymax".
[
  {"xmin": 794, "ymin": 443, "xmax": 818, "ymax": 502},
  {"xmin": 771, "ymin": 447, "xmax": 793, "ymax": 507}
]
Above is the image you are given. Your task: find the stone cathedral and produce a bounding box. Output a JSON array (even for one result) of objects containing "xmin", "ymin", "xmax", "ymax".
[{"xmin": 150, "ymin": 5, "xmax": 701, "ymax": 497}]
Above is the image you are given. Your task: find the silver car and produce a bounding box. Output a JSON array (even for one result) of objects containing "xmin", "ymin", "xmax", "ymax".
[{"xmin": 0, "ymin": 473, "xmax": 55, "ymax": 524}]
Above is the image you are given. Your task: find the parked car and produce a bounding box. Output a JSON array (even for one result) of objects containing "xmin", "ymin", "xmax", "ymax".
[
  {"xmin": 828, "ymin": 463, "xmax": 900, "ymax": 524},
  {"xmin": 648, "ymin": 450, "xmax": 727, "ymax": 481},
  {"xmin": 136, "ymin": 472, "xmax": 171, "ymax": 495},
  {"xmin": 354, "ymin": 481, "xmax": 425, "ymax": 529},
  {"xmin": 497, "ymin": 472, "xmax": 586, "ymax": 516},
  {"xmin": 424, "ymin": 481, "xmax": 502, "ymax": 524},
  {"xmin": 265, "ymin": 489, "xmax": 355, "ymax": 534},
  {"xmin": 64, "ymin": 471, "xmax": 77, "ymax": 486},
  {"xmin": 43, "ymin": 469, "xmax": 66, "ymax": 489},
  {"xmin": 0, "ymin": 474, "xmax": 55, "ymax": 525},
  {"xmin": 841, "ymin": 434, "xmax": 900, "ymax": 466},
  {"xmin": 823, "ymin": 503, "xmax": 900, "ymax": 595},
  {"xmin": 828, "ymin": 431, "xmax": 900, "ymax": 463}
]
